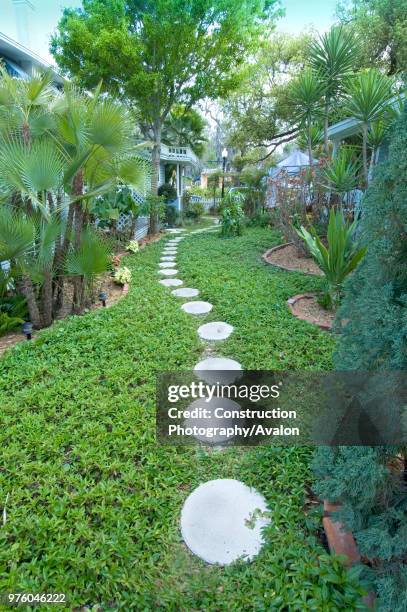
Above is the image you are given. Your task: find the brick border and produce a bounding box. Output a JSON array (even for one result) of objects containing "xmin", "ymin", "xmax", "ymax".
[
  {"xmin": 287, "ymin": 293, "xmax": 333, "ymax": 331},
  {"xmin": 323, "ymin": 501, "xmax": 376, "ymax": 608},
  {"xmin": 262, "ymin": 242, "xmax": 322, "ymax": 277}
]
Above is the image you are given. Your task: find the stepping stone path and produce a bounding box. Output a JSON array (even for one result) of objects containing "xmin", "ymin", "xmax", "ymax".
[
  {"xmin": 181, "ymin": 301, "xmax": 213, "ymax": 315},
  {"xmin": 157, "ymin": 225, "xmax": 269, "ymax": 567},
  {"xmin": 194, "ymin": 356, "xmax": 242, "ymax": 384},
  {"xmin": 158, "ymin": 269, "xmax": 178, "ymax": 276},
  {"xmin": 159, "ymin": 261, "xmax": 176, "ymax": 268},
  {"xmin": 197, "ymin": 321, "xmax": 234, "ymax": 341},
  {"xmin": 194, "ymin": 356, "xmax": 242, "ymax": 372},
  {"xmin": 172, "ymin": 288, "xmax": 199, "ymax": 298},
  {"xmin": 160, "ymin": 278, "xmax": 183, "ymax": 287},
  {"xmin": 183, "ymin": 397, "xmax": 240, "ymax": 445},
  {"xmin": 180, "ymin": 479, "xmax": 270, "ymax": 565}
]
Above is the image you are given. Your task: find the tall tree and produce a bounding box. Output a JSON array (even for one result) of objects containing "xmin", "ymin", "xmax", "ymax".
[
  {"xmin": 51, "ymin": 0, "xmax": 279, "ymax": 232},
  {"xmin": 309, "ymin": 25, "xmax": 358, "ymax": 156},
  {"xmin": 337, "ymin": 0, "xmax": 407, "ymax": 74},
  {"xmin": 222, "ymin": 32, "xmax": 312, "ymax": 159}
]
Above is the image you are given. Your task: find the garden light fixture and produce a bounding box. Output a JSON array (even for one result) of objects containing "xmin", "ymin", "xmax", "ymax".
[
  {"xmin": 221, "ymin": 148, "xmax": 228, "ymax": 198},
  {"xmin": 99, "ymin": 291, "xmax": 108, "ymax": 307},
  {"xmin": 22, "ymin": 322, "xmax": 33, "ymax": 340}
]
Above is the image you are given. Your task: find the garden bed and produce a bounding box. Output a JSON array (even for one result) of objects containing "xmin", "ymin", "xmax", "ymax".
[
  {"xmin": 263, "ymin": 242, "xmax": 323, "ymax": 276},
  {"xmin": 0, "ymin": 273, "xmax": 129, "ymax": 358},
  {"xmin": 287, "ymin": 293, "xmax": 334, "ymax": 331}
]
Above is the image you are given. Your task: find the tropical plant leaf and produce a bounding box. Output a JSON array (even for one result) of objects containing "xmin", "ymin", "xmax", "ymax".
[{"xmin": 65, "ymin": 229, "xmax": 113, "ymax": 278}]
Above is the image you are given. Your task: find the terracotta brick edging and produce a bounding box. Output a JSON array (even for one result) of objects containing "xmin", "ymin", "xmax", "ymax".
[
  {"xmin": 287, "ymin": 293, "xmax": 333, "ymax": 331},
  {"xmin": 323, "ymin": 501, "xmax": 376, "ymax": 608}
]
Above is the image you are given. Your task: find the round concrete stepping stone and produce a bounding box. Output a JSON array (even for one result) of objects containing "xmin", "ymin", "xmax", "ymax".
[
  {"xmin": 159, "ymin": 261, "xmax": 176, "ymax": 268},
  {"xmin": 197, "ymin": 322, "xmax": 234, "ymax": 341},
  {"xmin": 194, "ymin": 357, "xmax": 243, "ymax": 384},
  {"xmin": 158, "ymin": 269, "xmax": 178, "ymax": 276},
  {"xmin": 182, "ymin": 301, "xmax": 213, "ymax": 315},
  {"xmin": 161, "ymin": 256, "xmax": 176, "ymax": 262},
  {"xmin": 171, "ymin": 288, "xmax": 199, "ymax": 298},
  {"xmin": 181, "ymin": 479, "xmax": 270, "ymax": 565},
  {"xmin": 160, "ymin": 278, "xmax": 183, "ymax": 287},
  {"xmin": 183, "ymin": 397, "xmax": 240, "ymax": 445}
]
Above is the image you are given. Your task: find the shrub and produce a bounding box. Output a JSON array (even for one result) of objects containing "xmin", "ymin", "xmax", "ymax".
[
  {"xmin": 313, "ymin": 106, "xmax": 407, "ymax": 610},
  {"xmin": 296, "ymin": 208, "xmax": 366, "ymax": 309},
  {"xmin": 219, "ymin": 192, "xmax": 245, "ymax": 237},
  {"xmin": 184, "ymin": 200, "xmax": 205, "ymax": 221},
  {"xmin": 246, "ymin": 210, "xmax": 273, "ymax": 228},
  {"xmin": 125, "ymin": 240, "xmax": 139, "ymax": 254},
  {"xmin": 158, "ymin": 182, "xmax": 177, "ymax": 202},
  {"xmin": 113, "ymin": 266, "xmax": 132, "ymax": 285}
]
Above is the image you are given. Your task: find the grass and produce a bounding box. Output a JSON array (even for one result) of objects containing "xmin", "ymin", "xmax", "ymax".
[{"xmin": 0, "ymin": 227, "xmax": 366, "ymax": 610}]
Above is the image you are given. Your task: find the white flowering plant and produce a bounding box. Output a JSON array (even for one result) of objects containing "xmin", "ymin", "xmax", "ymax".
[
  {"xmin": 126, "ymin": 240, "xmax": 139, "ymax": 254},
  {"xmin": 114, "ymin": 266, "xmax": 132, "ymax": 285}
]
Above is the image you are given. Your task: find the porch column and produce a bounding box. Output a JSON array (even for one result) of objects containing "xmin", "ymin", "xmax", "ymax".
[{"xmin": 176, "ymin": 163, "xmax": 181, "ymax": 210}]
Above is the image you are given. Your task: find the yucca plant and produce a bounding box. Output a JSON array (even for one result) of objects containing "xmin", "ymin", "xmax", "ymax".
[
  {"xmin": 296, "ymin": 208, "xmax": 366, "ymax": 309},
  {"xmin": 345, "ymin": 69, "xmax": 395, "ymax": 185},
  {"xmin": 288, "ymin": 69, "xmax": 325, "ymax": 168},
  {"xmin": 309, "ymin": 26, "xmax": 358, "ymax": 156}
]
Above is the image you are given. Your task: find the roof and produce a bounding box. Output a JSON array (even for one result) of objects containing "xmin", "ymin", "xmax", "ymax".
[
  {"xmin": 0, "ymin": 31, "xmax": 64, "ymax": 85},
  {"xmin": 327, "ymin": 94, "xmax": 405, "ymax": 141},
  {"xmin": 268, "ymin": 150, "xmax": 317, "ymax": 177},
  {"xmin": 276, "ymin": 150, "xmax": 317, "ymax": 168}
]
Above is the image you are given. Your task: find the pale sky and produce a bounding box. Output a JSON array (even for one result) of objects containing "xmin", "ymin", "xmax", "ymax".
[{"xmin": 0, "ymin": 0, "xmax": 338, "ymax": 64}]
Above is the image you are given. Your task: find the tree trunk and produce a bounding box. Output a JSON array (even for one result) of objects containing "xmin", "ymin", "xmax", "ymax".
[
  {"xmin": 71, "ymin": 171, "xmax": 85, "ymax": 315},
  {"xmin": 130, "ymin": 215, "xmax": 137, "ymax": 240},
  {"xmin": 362, "ymin": 123, "xmax": 369, "ymax": 188},
  {"xmin": 41, "ymin": 269, "xmax": 53, "ymax": 328},
  {"xmin": 149, "ymin": 125, "xmax": 162, "ymax": 235},
  {"xmin": 324, "ymin": 103, "xmax": 330, "ymax": 158},
  {"xmin": 307, "ymin": 124, "xmax": 314, "ymax": 171},
  {"xmin": 53, "ymin": 199, "xmax": 74, "ymax": 311},
  {"xmin": 21, "ymin": 274, "xmax": 42, "ymax": 329}
]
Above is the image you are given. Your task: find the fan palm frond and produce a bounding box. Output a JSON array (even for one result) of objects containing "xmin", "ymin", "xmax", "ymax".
[
  {"xmin": 0, "ymin": 137, "xmax": 66, "ymax": 204},
  {"xmin": 88, "ymin": 99, "xmax": 133, "ymax": 152},
  {"xmin": 0, "ymin": 207, "xmax": 35, "ymax": 261},
  {"xmin": 65, "ymin": 229, "xmax": 113, "ymax": 278}
]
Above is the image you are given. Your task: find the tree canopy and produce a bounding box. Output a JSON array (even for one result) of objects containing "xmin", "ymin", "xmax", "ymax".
[{"xmin": 337, "ymin": 0, "xmax": 407, "ymax": 74}]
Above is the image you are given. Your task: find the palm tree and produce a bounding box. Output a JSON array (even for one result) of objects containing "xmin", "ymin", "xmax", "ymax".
[
  {"xmin": 345, "ymin": 69, "xmax": 395, "ymax": 186},
  {"xmin": 0, "ymin": 71, "xmax": 150, "ymax": 324},
  {"xmin": 288, "ymin": 68, "xmax": 325, "ymax": 168},
  {"xmin": 309, "ymin": 26, "xmax": 357, "ymax": 156}
]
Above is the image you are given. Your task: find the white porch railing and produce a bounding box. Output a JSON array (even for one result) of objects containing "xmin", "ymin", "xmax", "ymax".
[{"xmin": 160, "ymin": 143, "xmax": 200, "ymax": 168}]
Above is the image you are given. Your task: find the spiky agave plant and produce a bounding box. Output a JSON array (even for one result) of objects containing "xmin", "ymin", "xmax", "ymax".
[
  {"xmin": 296, "ymin": 208, "xmax": 366, "ymax": 309},
  {"xmin": 321, "ymin": 147, "xmax": 361, "ymax": 200}
]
